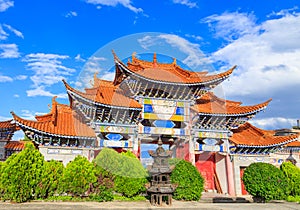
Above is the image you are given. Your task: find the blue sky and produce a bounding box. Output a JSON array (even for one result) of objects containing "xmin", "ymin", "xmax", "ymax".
[{"xmin": 0, "ymin": 0, "xmax": 300, "ymax": 139}]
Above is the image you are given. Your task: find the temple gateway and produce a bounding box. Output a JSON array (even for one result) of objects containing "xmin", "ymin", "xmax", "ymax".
[{"xmin": 6, "ymin": 52, "xmax": 299, "ymax": 196}]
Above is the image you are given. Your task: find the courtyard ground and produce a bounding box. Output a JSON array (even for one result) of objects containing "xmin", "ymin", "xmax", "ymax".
[{"xmin": 0, "ymin": 200, "xmax": 299, "ymax": 210}]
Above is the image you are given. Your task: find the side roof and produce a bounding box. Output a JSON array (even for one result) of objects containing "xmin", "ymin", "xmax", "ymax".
[
  {"xmin": 63, "ymin": 79, "xmax": 142, "ymax": 109},
  {"xmin": 230, "ymin": 122, "xmax": 298, "ymax": 148},
  {"xmin": 11, "ymin": 97, "xmax": 95, "ymax": 139},
  {"xmin": 0, "ymin": 119, "xmax": 18, "ymax": 130},
  {"xmin": 191, "ymin": 92, "xmax": 272, "ymax": 116}
]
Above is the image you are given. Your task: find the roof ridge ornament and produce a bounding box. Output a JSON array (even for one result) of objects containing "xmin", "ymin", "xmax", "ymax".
[{"xmin": 153, "ymin": 52, "xmax": 157, "ymax": 68}]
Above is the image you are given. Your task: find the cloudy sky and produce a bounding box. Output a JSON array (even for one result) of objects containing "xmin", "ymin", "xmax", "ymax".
[{"xmin": 0, "ymin": 0, "xmax": 300, "ymax": 139}]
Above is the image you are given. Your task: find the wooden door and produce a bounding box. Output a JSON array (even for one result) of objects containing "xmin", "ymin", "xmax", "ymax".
[
  {"xmin": 240, "ymin": 167, "xmax": 248, "ymax": 195},
  {"xmin": 195, "ymin": 152, "xmax": 215, "ymax": 190}
]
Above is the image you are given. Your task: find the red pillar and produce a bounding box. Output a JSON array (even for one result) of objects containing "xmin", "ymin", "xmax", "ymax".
[{"xmin": 225, "ymin": 154, "xmax": 235, "ymax": 196}]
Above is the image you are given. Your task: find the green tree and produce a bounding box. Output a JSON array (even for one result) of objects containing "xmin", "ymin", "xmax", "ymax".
[
  {"xmin": 280, "ymin": 161, "xmax": 300, "ymax": 196},
  {"xmin": 0, "ymin": 143, "xmax": 45, "ymax": 202},
  {"xmin": 60, "ymin": 156, "xmax": 97, "ymax": 196},
  {"xmin": 94, "ymin": 148, "xmax": 148, "ymax": 198},
  {"xmin": 170, "ymin": 159, "xmax": 204, "ymax": 201},
  {"xmin": 36, "ymin": 160, "xmax": 64, "ymax": 198},
  {"xmin": 242, "ymin": 162, "xmax": 289, "ymax": 202}
]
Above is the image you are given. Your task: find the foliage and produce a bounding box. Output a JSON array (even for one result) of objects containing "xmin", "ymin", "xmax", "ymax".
[
  {"xmin": 60, "ymin": 156, "xmax": 97, "ymax": 197},
  {"xmin": 286, "ymin": 195, "xmax": 300, "ymax": 203},
  {"xmin": 242, "ymin": 162, "xmax": 289, "ymax": 202},
  {"xmin": 0, "ymin": 143, "xmax": 45, "ymax": 202},
  {"xmin": 280, "ymin": 162, "xmax": 300, "ymax": 196},
  {"xmin": 94, "ymin": 148, "xmax": 148, "ymax": 198},
  {"xmin": 170, "ymin": 159, "xmax": 204, "ymax": 201},
  {"xmin": 36, "ymin": 160, "xmax": 64, "ymax": 198},
  {"xmin": 169, "ymin": 158, "xmax": 182, "ymax": 167}
]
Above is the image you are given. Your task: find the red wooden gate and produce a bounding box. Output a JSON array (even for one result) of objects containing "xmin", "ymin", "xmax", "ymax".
[{"xmin": 195, "ymin": 152, "xmax": 215, "ymax": 190}]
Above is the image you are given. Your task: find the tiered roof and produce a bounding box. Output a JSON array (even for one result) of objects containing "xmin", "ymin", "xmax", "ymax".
[
  {"xmin": 192, "ymin": 92, "xmax": 272, "ymax": 116},
  {"xmin": 4, "ymin": 140, "xmax": 27, "ymax": 151},
  {"xmin": 230, "ymin": 123, "xmax": 298, "ymax": 148},
  {"xmin": 0, "ymin": 119, "xmax": 18, "ymax": 130},
  {"xmin": 63, "ymin": 79, "xmax": 141, "ymax": 109},
  {"xmin": 113, "ymin": 51, "xmax": 235, "ymax": 85},
  {"xmin": 11, "ymin": 97, "xmax": 95, "ymax": 139}
]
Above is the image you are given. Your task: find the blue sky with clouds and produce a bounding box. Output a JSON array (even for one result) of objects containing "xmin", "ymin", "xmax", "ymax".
[{"xmin": 0, "ymin": 0, "xmax": 300, "ymax": 139}]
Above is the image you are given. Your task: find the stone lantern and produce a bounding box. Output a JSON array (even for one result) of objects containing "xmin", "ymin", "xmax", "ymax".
[{"xmin": 147, "ymin": 137, "xmax": 177, "ymax": 206}]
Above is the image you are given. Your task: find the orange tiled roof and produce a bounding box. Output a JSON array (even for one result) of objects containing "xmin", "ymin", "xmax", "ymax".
[
  {"xmin": 192, "ymin": 92, "xmax": 271, "ymax": 115},
  {"xmin": 114, "ymin": 51, "xmax": 235, "ymax": 84},
  {"xmin": 0, "ymin": 120, "xmax": 16, "ymax": 129},
  {"xmin": 63, "ymin": 79, "xmax": 141, "ymax": 109},
  {"xmin": 285, "ymin": 140, "xmax": 300, "ymax": 147},
  {"xmin": 230, "ymin": 122, "xmax": 298, "ymax": 147},
  {"xmin": 11, "ymin": 97, "xmax": 95, "ymax": 138},
  {"xmin": 4, "ymin": 141, "xmax": 28, "ymax": 150}
]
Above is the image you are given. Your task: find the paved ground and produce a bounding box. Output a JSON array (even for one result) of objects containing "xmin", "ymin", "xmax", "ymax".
[{"xmin": 0, "ymin": 200, "xmax": 299, "ymax": 210}]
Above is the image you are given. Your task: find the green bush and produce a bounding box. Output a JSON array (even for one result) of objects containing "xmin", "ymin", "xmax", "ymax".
[
  {"xmin": 286, "ymin": 195, "xmax": 300, "ymax": 203},
  {"xmin": 60, "ymin": 155, "xmax": 97, "ymax": 197},
  {"xmin": 0, "ymin": 143, "xmax": 45, "ymax": 202},
  {"xmin": 94, "ymin": 148, "xmax": 148, "ymax": 198},
  {"xmin": 36, "ymin": 160, "xmax": 64, "ymax": 198},
  {"xmin": 242, "ymin": 162, "xmax": 289, "ymax": 202},
  {"xmin": 280, "ymin": 162, "xmax": 300, "ymax": 196},
  {"xmin": 170, "ymin": 159, "xmax": 204, "ymax": 201}
]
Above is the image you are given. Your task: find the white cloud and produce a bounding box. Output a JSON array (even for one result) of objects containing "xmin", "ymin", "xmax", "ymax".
[
  {"xmin": 0, "ymin": 24, "xmax": 8, "ymax": 40},
  {"xmin": 0, "ymin": 0, "xmax": 13, "ymax": 12},
  {"xmin": 0, "ymin": 43, "xmax": 20, "ymax": 58},
  {"xmin": 76, "ymin": 55, "xmax": 107, "ymax": 89},
  {"xmin": 250, "ymin": 117, "xmax": 298, "ymax": 130},
  {"xmin": 85, "ymin": 0, "xmax": 143, "ymax": 13},
  {"xmin": 26, "ymin": 87, "xmax": 68, "ymax": 98},
  {"xmin": 185, "ymin": 33, "xmax": 202, "ymax": 41},
  {"xmin": 15, "ymin": 75, "xmax": 27, "ymax": 80},
  {"xmin": 12, "ymin": 130, "xmax": 24, "ymax": 140},
  {"xmin": 13, "ymin": 94, "xmax": 19, "ymax": 97},
  {"xmin": 138, "ymin": 34, "xmax": 212, "ymax": 70},
  {"xmin": 203, "ymin": 12, "xmax": 258, "ymax": 41},
  {"xmin": 101, "ymin": 72, "xmax": 115, "ymax": 81},
  {"xmin": 172, "ymin": 0, "xmax": 197, "ymax": 8},
  {"xmin": 3, "ymin": 24, "xmax": 24, "ymax": 39},
  {"xmin": 75, "ymin": 54, "xmax": 86, "ymax": 62},
  {"xmin": 206, "ymin": 11, "xmax": 300, "ymax": 98},
  {"xmin": 65, "ymin": 11, "xmax": 78, "ymax": 18},
  {"xmin": 0, "ymin": 74, "xmax": 13, "ymax": 82},
  {"xmin": 0, "ymin": 115, "xmax": 11, "ymax": 121},
  {"xmin": 22, "ymin": 53, "xmax": 75, "ymax": 97}
]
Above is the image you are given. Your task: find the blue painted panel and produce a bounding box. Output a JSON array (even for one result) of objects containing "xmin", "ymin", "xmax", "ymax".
[
  {"xmin": 144, "ymin": 126, "xmax": 151, "ymax": 134},
  {"xmin": 105, "ymin": 133, "xmax": 123, "ymax": 141},
  {"xmin": 175, "ymin": 107, "xmax": 184, "ymax": 115},
  {"xmin": 144, "ymin": 104, "xmax": 153, "ymax": 113},
  {"xmin": 153, "ymin": 120, "xmax": 175, "ymax": 128}
]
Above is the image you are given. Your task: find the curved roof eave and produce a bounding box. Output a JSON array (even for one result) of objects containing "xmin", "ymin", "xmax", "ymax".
[
  {"xmin": 113, "ymin": 52, "xmax": 235, "ymax": 86},
  {"xmin": 62, "ymin": 79, "xmax": 142, "ymax": 111}
]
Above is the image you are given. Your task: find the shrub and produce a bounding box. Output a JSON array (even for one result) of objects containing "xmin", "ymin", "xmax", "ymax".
[
  {"xmin": 0, "ymin": 143, "xmax": 45, "ymax": 202},
  {"xmin": 36, "ymin": 160, "xmax": 64, "ymax": 198},
  {"xmin": 60, "ymin": 155, "xmax": 97, "ymax": 196},
  {"xmin": 242, "ymin": 162, "xmax": 289, "ymax": 202},
  {"xmin": 170, "ymin": 159, "xmax": 204, "ymax": 201},
  {"xmin": 94, "ymin": 148, "xmax": 148, "ymax": 198},
  {"xmin": 280, "ymin": 162, "xmax": 300, "ymax": 196}
]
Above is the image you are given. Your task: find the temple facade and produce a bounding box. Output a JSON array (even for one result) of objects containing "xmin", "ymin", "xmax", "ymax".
[
  {"xmin": 10, "ymin": 52, "xmax": 299, "ymax": 196},
  {"xmin": 0, "ymin": 120, "xmax": 19, "ymax": 160}
]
